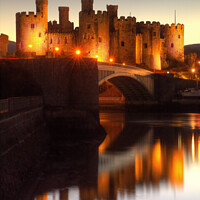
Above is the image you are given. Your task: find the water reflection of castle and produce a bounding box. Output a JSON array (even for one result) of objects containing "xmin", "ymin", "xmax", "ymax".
[{"xmin": 36, "ymin": 113, "xmax": 200, "ymax": 200}]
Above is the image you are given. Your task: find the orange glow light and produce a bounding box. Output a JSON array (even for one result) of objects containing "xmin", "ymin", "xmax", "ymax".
[
  {"xmin": 96, "ymin": 55, "xmax": 98, "ymax": 58},
  {"xmin": 198, "ymin": 61, "xmax": 200, "ymax": 65},
  {"xmin": 167, "ymin": 71, "xmax": 170, "ymax": 74},
  {"xmin": 152, "ymin": 140, "xmax": 162, "ymax": 178},
  {"xmin": 76, "ymin": 50, "xmax": 81, "ymax": 55},
  {"xmin": 109, "ymin": 58, "xmax": 114, "ymax": 63},
  {"xmin": 55, "ymin": 47, "xmax": 59, "ymax": 52},
  {"xmin": 122, "ymin": 62, "xmax": 126, "ymax": 66},
  {"xmin": 192, "ymin": 134, "xmax": 195, "ymax": 163},
  {"xmin": 192, "ymin": 68, "xmax": 195, "ymax": 73},
  {"xmin": 28, "ymin": 44, "xmax": 32, "ymax": 48},
  {"xmin": 198, "ymin": 136, "xmax": 200, "ymax": 164}
]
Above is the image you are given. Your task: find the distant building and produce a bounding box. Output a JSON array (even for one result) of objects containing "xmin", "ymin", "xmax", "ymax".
[
  {"xmin": 16, "ymin": 0, "xmax": 184, "ymax": 70},
  {"xmin": 0, "ymin": 33, "xmax": 9, "ymax": 57}
]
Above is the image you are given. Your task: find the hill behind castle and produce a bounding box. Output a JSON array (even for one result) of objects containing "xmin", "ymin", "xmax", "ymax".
[
  {"xmin": 184, "ymin": 44, "xmax": 200, "ymax": 58},
  {"xmin": 8, "ymin": 41, "xmax": 16, "ymax": 53}
]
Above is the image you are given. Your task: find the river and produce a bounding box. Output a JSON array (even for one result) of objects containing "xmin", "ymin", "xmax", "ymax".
[{"xmin": 32, "ymin": 111, "xmax": 200, "ymax": 200}]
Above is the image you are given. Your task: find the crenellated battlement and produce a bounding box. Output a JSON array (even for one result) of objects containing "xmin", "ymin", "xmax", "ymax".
[
  {"xmin": 136, "ymin": 21, "xmax": 160, "ymax": 29},
  {"xmin": 80, "ymin": 9, "xmax": 109, "ymax": 21},
  {"xmin": 48, "ymin": 20, "xmax": 59, "ymax": 26},
  {"xmin": 114, "ymin": 16, "xmax": 136, "ymax": 27},
  {"xmin": 114, "ymin": 16, "xmax": 136, "ymax": 34},
  {"xmin": 48, "ymin": 20, "xmax": 61, "ymax": 32},
  {"xmin": 16, "ymin": 11, "xmax": 39, "ymax": 19},
  {"xmin": 161, "ymin": 23, "xmax": 184, "ymax": 31},
  {"xmin": 96, "ymin": 10, "xmax": 108, "ymax": 17}
]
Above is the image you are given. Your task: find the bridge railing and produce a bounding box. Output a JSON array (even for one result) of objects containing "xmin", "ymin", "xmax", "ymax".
[
  {"xmin": 0, "ymin": 96, "xmax": 43, "ymax": 114},
  {"xmin": 98, "ymin": 62, "xmax": 153, "ymax": 73}
]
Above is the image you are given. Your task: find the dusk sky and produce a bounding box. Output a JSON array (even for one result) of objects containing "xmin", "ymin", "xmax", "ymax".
[{"xmin": 0, "ymin": 0, "xmax": 199, "ymax": 45}]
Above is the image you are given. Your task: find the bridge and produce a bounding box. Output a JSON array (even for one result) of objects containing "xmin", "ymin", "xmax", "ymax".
[
  {"xmin": 0, "ymin": 58, "xmax": 196, "ymax": 107},
  {"xmin": 98, "ymin": 62, "xmax": 154, "ymax": 102},
  {"xmin": 98, "ymin": 129, "xmax": 153, "ymax": 174},
  {"xmin": 98, "ymin": 62, "xmax": 196, "ymax": 103}
]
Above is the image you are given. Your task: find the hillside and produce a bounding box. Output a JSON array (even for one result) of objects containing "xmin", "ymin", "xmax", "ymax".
[
  {"xmin": 185, "ymin": 44, "xmax": 200, "ymax": 58},
  {"xmin": 8, "ymin": 41, "xmax": 16, "ymax": 53}
]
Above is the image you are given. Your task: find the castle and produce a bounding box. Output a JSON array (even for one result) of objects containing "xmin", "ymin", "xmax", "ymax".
[
  {"xmin": 0, "ymin": 34, "xmax": 9, "ymax": 57},
  {"xmin": 16, "ymin": 0, "xmax": 184, "ymax": 70}
]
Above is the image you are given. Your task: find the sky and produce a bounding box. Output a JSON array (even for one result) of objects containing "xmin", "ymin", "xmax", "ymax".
[{"xmin": 0, "ymin": 0, "xmax": 199, "ymax": 45}]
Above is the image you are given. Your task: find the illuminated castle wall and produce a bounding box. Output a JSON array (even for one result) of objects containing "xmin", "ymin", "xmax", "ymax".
[
  {"xmin": 0, "ymin": 33, "xmax": 9, "ymax": 57},
  {"xmin": 16, "ymin": 0, "xmax": 185, "ymax": 70}
]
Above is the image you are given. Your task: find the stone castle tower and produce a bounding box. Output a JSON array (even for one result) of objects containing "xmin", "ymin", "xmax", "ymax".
[
  {"xmin": 16, "ymin": 0, "xmax": 48, "ymax": 56},
  {"xmin": 81, "ymin": 0, "xmax": 94, "ymax": 12},
  {"xmin": 16, "ymin": 0, "xmax": 185, "ymax": 70},
  {"xmin": 79, "ymin": 0, "xmax": 110, "ymax": 62}
]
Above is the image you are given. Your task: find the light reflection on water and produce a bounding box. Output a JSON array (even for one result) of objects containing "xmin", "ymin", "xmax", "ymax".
[{"xmin": 35, "ymin": 112, "xmax": 200, "ymax": 200}]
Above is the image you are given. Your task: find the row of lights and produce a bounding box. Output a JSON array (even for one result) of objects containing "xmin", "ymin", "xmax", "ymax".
[
  {"xmin": 28, "ymin": 44, "xmax": 128, "ymax": 65},
  {"xmin": 28, "ymin": 44, "xmax": 81, "ymax": 55}
]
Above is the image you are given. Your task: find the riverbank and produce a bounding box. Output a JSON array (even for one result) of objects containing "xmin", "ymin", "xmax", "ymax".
[{"xmin": 99, "ymin": 99, "xmax": 200, "ymax": 113}]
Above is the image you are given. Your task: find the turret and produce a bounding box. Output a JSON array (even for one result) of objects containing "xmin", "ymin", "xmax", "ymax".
[
  {"xmin": 36, "ymin": 0, "xmax": 48, "ymax": 19},
  {"xmin": 59, "ymin": 7, "xmax": 74, "ymax": 32},
  {"xmin": 107, "ymin": 5, "xmax": 118, "ymax": 32},
  {"xmin": 81, "ymin": 0, "xmax": 93, "ymax": 12}
]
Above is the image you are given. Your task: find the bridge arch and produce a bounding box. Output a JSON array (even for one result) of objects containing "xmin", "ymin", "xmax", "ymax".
[
  {"xmin": 99, "ymin": 75, "xmax": 153, "ymax": 102},
  {"xmin": 98, "ymin": 63, "xmax": 155, "ymax": 103}
]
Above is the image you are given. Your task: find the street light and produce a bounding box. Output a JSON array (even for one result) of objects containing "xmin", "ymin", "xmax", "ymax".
[
  {"xmin": 192, "ymin": 68, "xmax": 195, "ymax": 73},
  {"xmin": 76, "ymin": 49, "xmax": 81, "ymax": 55},
  {"xmin": 122, "ymin": 62, "xmax": 126, "ymax": 66},
  {"xmin": 55, "ymin": 47, "xmax": 59, "ymax": 52},
  {"xmin": 28, "ymin": 44, "xmax": 33, "ymax": 48},
  {"xmin": 109, "ymin": 58, "xmax": 114, "ymax": 63}
]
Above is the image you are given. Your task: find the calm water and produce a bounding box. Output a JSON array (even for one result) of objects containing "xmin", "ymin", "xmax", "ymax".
[{"xmin": 34, "ymin": 111, "xmax": 200, "ymax": 200}]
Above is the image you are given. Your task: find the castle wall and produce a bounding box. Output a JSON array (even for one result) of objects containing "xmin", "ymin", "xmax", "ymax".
[
  {"xmin": 79, "ymin": 10, "xmax": 110, "ymax": 62},
  {"xmin": 161, "ymin": 24, "xmax": 184, "ymax": 62},
  {"xmin": 113, "ymin": 17, "xmax": 136, "ymax": 65},
  {"xmin": 136, "ymin": 21, "xmax": 161, "ymax": 70},
  {"xmin": 47, "ymin": 32, "xmax": 75, "ymax": 56},
  {"xmin": 160, "ymin": 38, "xmax": 168, "ymax": 68},
  {"xmin": 136, "ymin": 34, "xmax": 143, "ymax": 64},
  {"xmin": 0, "ymin": 33, "xmax": 9, "ymax": 57}
]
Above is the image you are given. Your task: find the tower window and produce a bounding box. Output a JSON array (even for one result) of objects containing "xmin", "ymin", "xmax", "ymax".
[
  {"xmin": 99, "ymin": 37, "xmax": 102, "ymax": 43},
  {"xmin": 87, "ymin": 24, "xmax": 91, "ymax": 29},
  {"xmin": 153, "ymin": 32, "xmax": 156, "ymax": 36},
  {"xmin": 121, "ymin": 41, "xmax": 125, "ymax": 47},
  {"xmin": 31, "ymin": 24, "xmax": 35, "ymax": 29},
  {"xmin": 171, "ymin": 43, "xmax": 174, "ymax": 48},
  {"xmin": 58, "ymin": 38, "xmax": 60, "ymax": 44},
  {"xmin": 39, "ymin": 33, "xmax": 41, "ymax": 37},
  {"xmin": 178, "ymin": 35, "xmax": 181, "ymax": 39},
  {"xmin": 65, "ymin": 37, "xmax": 67, "ymax": 44},
  {"xmin": 144, "ymin": 43, "xmax": 148, "ymax": 48},
  {"xmin": 50, "ymin": 38, "xmax": 52, "ymax": 44}
]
